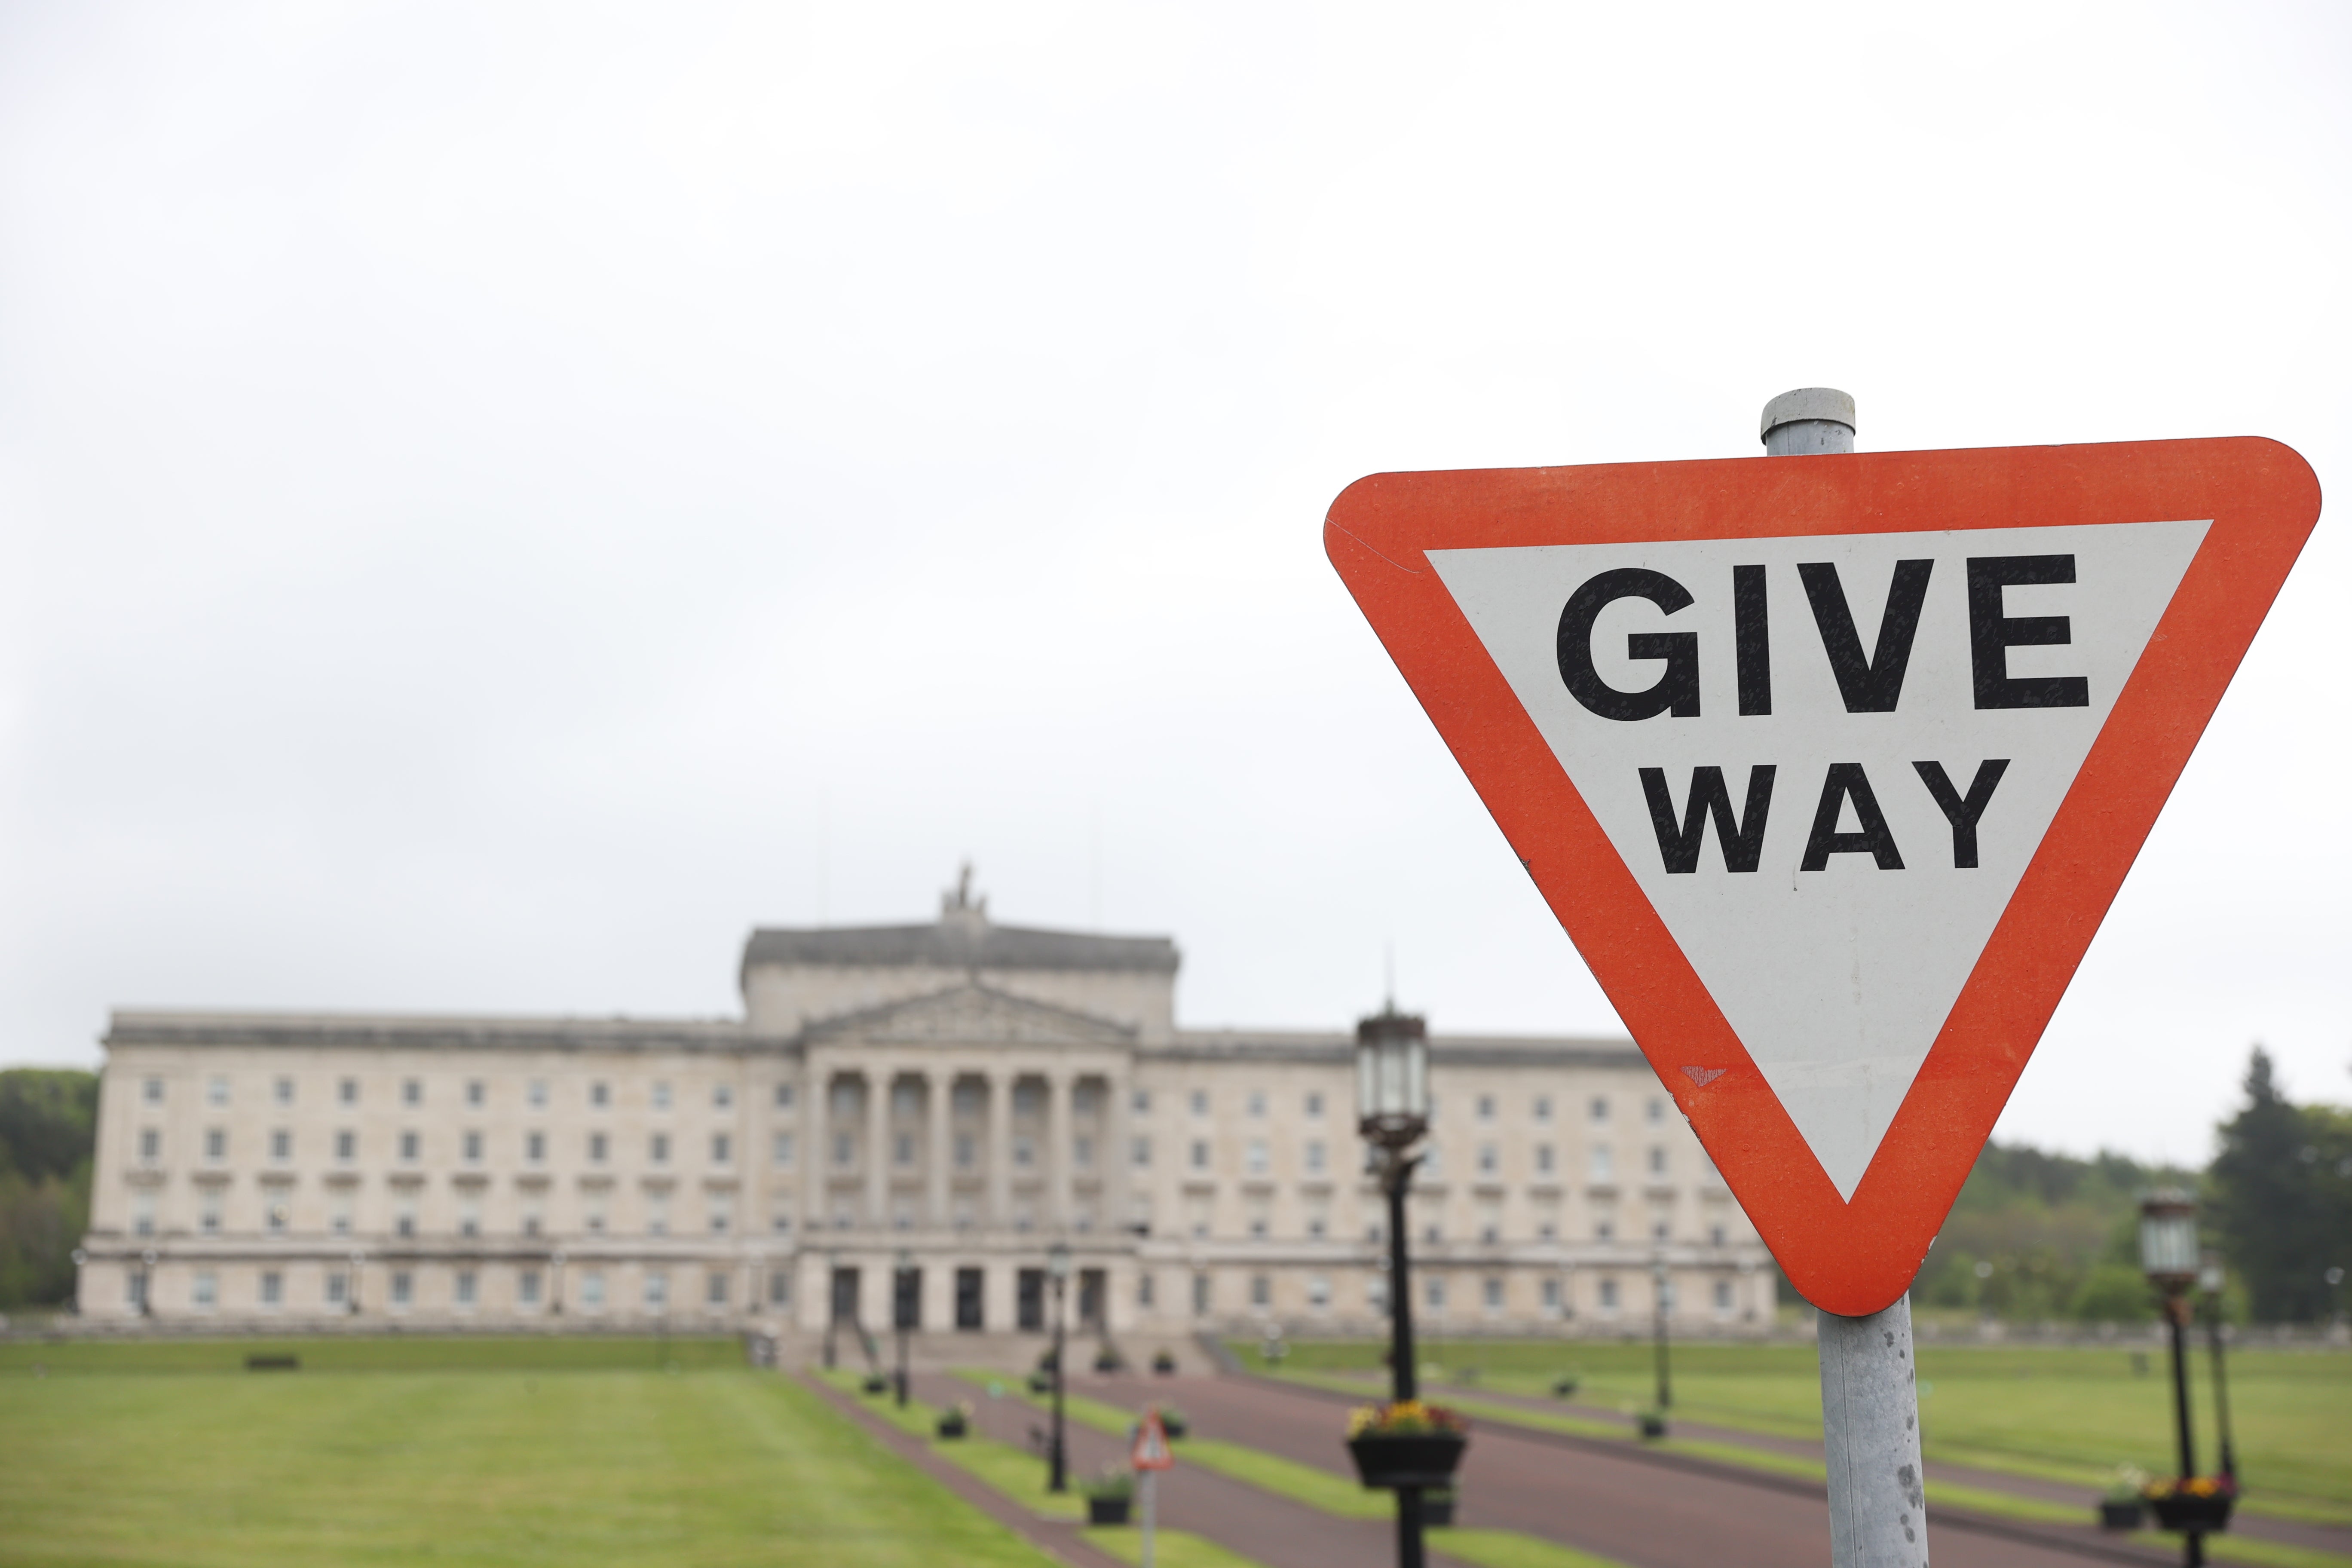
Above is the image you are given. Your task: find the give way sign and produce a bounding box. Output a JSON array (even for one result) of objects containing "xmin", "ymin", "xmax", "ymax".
[{"xmin": 1325, "ymin": 438, "xmax": 2318, "ymax": 1315}]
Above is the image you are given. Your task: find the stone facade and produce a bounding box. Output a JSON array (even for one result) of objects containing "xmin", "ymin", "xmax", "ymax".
[{"xmin": 74, "ymin": 882, "xmax": 1774, "ymax": 1340}]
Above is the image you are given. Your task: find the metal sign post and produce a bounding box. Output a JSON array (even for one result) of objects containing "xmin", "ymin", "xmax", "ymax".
[
  {"xmin": 1131, "ymin": 1407, "xmax": 1174, "ymax": 1568},
  {"xmin": 1762, "ymin": 392, "xmax": 1931, "ymax": 1568}
]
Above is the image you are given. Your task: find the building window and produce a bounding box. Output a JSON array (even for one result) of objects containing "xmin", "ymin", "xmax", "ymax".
[
  {"xmin": 464, "ymin": 1131, "xmax": 484, "ymax": 1163},
  {"xmin": 589, "ymin": 1132, "xmax": 609, "ymax": 1164},
  {"xmin": 400, "ymin": 1131, "xmax": 420, "ymax": 1162},
  {"xmin": 274, "ymin": 1077, "xmax": 294, "ymax": 1106},
  {"xmin": 1589, "ymin": 1096, "xmax": 1609, "ymax": 1124},
  {"xmin": 1249, "ymin": 1274, "xmax": 1271, "ymax": 1308},
  {"xmin": 339, "ymin": 1078, "xmax": 358, "ymax": 1105},
  {"xmin": 706, "ymin": 1270, "xmax": 729, "ymax": 1307},
  {"xmin": 455, "ymin": 1270, "xmax": 478, "ymax": 1308},
  {"xmin": 772, "ymin": 1212, "xmax": 793, "ymax": 1234},
  {"xmin": 713, "ymin": 1083, "xmax": 732, "ymax": 1109},
  {"xmin": 519, "ymin": 1270, "xmax": 542, "ymax": 1306},
  {"xmin": 199, "ymin": 1191, "xmax": 222, "ymax": 1232},
  {"xmin": 1308, "ymin": 1209, "xmax": 1327, "ymax": 1238},
  {"xmin": 390, "ymin": 1271, "xmax": 413, "ymax": 1308},
  {"xmin": 325, "ymin": 1272, "xmax": 348, "ymax": 1306},
  {"xmin": 193, "ymin": 1271, "xmax": 218, "ymax": 1309},
  {"xmin": 205, "ymin": 1129, "xmax": 227, "ymax": 1161},
  {"xmin": 1484, "ymin": 1277, "xmax": 1504, "ymax": 1310},
  {"xmin": 1305, "ymin": 1140, "xmax": 1325, "ymax": 1173},
  {"xmin": 1246, "ymin": 1092, "xmax": 1265, "ymax": 1118},
  {"xmin": 1715, "ymin": 1279, "xmax": 1734, "ymax": 1311},
  {"xmin": 528, "ymin": 1079, "xmax": 548, "ymax": 1108},
  {"xmin": 143, "ymin": 1076, "xmax": 164, "ymax": 1104},
  {"xmin": 893, "ymin": 1133, "xmax": 914, "ymax": 1166},
  {"xmin": 952, "ymin": 1132, "xmax": 974, "ymax": 1169},
  {"xmin": 769, "ymin": 1270, "xmax": 791, "ymax": 1307},
  {"xmin": 1648, "ymin": 1097, "xmax": 1665, "ymax": 1124},
  {"xmin": 1477, "ymin": 1143, "xmax": 1498, "ymax": 1175},
  {"xmin": 1189, "ymin": 1090, "xmax": 1208, "ymax": 1117},
  {"xmin": 774, "ymin": 1083, "xmax": 795, "ymax": 1110},
  {"xmin": 330, "ymin": 1195, "xmax": 352, "ymax": 1234},
  {"xmin": 1074, "ymin": 1135, "xmax": 1093, "ymax": 1170},
  {"xmin": 590, "ymin": 1081, "xmax": 609, "ymax": 1108},
  {"xmin": 526, "ymin": 1130, "xmax": 545, "ymax": 1163},
  {"xmin": 1653, "ymin": 1218, "xmax": 1671, "ymax": 1241},
  {"xmin": 1477, "ymin": 1094, "xmax": 1495, "ymax": 1121},
  {"xmin": 772, "ymin": 1133, "xmax": 795, "ymax": 1166},
  {"xmin": 646, "ymin": 1197, "xmax": 669, "ymax": 1236},
  {"xmin": 277, "ymin": 1128, "xmax": 302, "ymax": 1164},
  {"xmin": 1599, "ymin": 1277, "xmax": 1620, "ymax": 1310},
  {"xmin": 1013, "ymin": 1136, "xmax": 1034, "ymax": 1168},
  {"xmin": 652, "ymin": 1081, "xmax": 672, "ymax": 1111},
  {"xmin": 1534, "ymin": 1095, "xmax": 1553, "ymax": 1122},
  {"xmin": 647, "ymin": 1133, "xmax": 670, "ymax": 1164},
  {"xmin": 138, "ymin": 1128, "xmax": 160, "ymax": 1162},
  {"xmin": 127, "ymin": 1272, "xmax": 147, "ymax": 1310},
  {"xmin": 644, "ymin": 1271, "xmax": 668, "ymax": 1309},
  {"xmin": 522, "ymin": 1209, "xmax": 541, "ymax": 1237},
  {"xmin": 1596, "ymin": 1216, "xmax": 1615, "ymax": 1241},
  {"xmin": 1244, "ymin": 1137, "xmax": 1271, "ymax": 1174},
  {"xmin": 336, "ymin": 1130, "xmax": 356, "ymax": 1162},
  {"xmin": 402, "ymin": 1079, "xmax": 421, "ymax": 1107},
  {"xmin": 1305, "ymin": 1092, "xmax": 1323, "ymax": 1118},
  {"xmin": 1711, "ymin": 1222, "xmax": 1727, "ymax": 1246},
  {"xmin": 585, "ymin": 1202, "xmax": 606, "ymax": 1234},
  {"xmin": 708, "ymin": 1200, "xmax": 731, "ymax": 1234},
  {"xmin": 395, "ymin": 1207, "xmax": 416, "ymax": 1238},
  {"xmin": 458, "ymin": 1203, "xmax": 480, "ymax": 1237},
  {"xmin": 1132, "ymin": 1136, "xmax": 1151, "ymax": 1167},
  {"xmin": 1535, "ymin": 1143, "xmax": 1555, "ymax": 1175},
  {"xmin": 1132, "ymin": 1088, "xmax": 1151, "ymax": 1113},
  {"xmin": 1307, "ymin": 1274, "xmax": 1330, "ymax": 1310},
  {"xmin": 465, "ymin": 1080, "xmax": 484, "ymax": 1108},
  {"xmin": 1648, "ymin": 1146, "xmax": 1667, "ymax": 1176},
  {"xmin": 266, "ymin": 1196, "xmax": 290, "ymax": 1232},
  {"xmin": 1191, "ymin": 1274, "xmax": 1210, "ymax": 1315},
  {"xmin": 712, "ymin": 1133, "xmax": 732, "ymax": 1165},
  {"xmin": 1425, "ymin": 1276, "xmax": 1445, "ymax": 1311},
  {"xmin": 1590, "ymin": 1145, "xmax": 1613, "ymax": 1182},
  {"xmin": 132, "ymin": 1193, "xmax": 155, "ymax": 1236},
  {"xmin": 580, "ymin": 1271, "xmax": 605, "ymax": 1310},
  {"xmin": 833, "ymin": 1133, "xmax": 854, "ymax": 1168},
  {"xmin": 1540, "ymin": 1277, "xmax": 1561, "ymax": 1311},
  {"xmin": 207, "ymin": 1077, "xmax": 229, "ymax": 1107}
]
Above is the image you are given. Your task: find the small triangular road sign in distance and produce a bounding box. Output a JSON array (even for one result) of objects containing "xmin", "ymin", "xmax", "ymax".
[
  {"xmin": 1132, "ymin": 1409, "xmax": 1174, "ymax": 1471},
  {"xmin": 1326, "ymin": 438, "xmax": 2319, "ymax": 1315}
]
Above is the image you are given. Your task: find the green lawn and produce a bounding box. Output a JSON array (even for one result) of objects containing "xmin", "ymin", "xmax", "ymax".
[
  {"xmin": 1253, "ymin": 1338, "xmax": 2352, "ymax": 1518},
  {"xmin": 0, "ymin": 1346, "xmax": 1057, "ymax": 1568}
]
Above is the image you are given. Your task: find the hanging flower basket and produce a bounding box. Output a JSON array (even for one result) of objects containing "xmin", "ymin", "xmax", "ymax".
[
  {"xmin": 2143, "ymin": 1478, "xmax": 2234, "ymax": 1533},
  {"xmin": 1345, "ymin": 1401, "xmax": 1469, "ymax": 1489}
]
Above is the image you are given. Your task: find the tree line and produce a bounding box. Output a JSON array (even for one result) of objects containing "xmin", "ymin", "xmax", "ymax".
[{"xmin": 0, "ymin": 1069, "xmax": 97, "ymax": 1310}]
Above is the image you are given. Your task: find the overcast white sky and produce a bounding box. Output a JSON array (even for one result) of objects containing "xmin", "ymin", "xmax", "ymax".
[{"xmin": 1, "ymin": 1, "xmax": 2344, "ymax": 1167}]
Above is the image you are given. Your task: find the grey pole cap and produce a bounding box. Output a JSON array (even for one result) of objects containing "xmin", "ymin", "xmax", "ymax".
[{"xmin": 1760, "ymin": 387, "xmax": 1856, "ymax": 441}]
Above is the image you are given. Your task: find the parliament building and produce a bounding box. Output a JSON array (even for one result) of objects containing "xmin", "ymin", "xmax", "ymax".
[{"xmin": 73, "ymin": 878, "xmax": 1773, "ymax": 1342}]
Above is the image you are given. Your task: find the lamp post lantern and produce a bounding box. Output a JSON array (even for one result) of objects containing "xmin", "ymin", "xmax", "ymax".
[
  {"xmin": 2141, "ymin": 1189, "xmax": 2206, "ymax": 1567},
  {"xmin": 893, "ymin": 1246, "xmax": 915, "ymax": 1409},
  {"xmin": 2199, "ymin": 1253, "xmax": 2235, "ymax": 1483},
  {"xmin": 1356, "ymin": 1003, "xmax": 1432, "ymax": 1568},
  {"xmin": 1045, "ymin": 1241, "xmax": 1072, "ymax": 1492}
]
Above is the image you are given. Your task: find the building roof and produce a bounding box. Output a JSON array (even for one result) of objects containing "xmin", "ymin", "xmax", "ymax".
[
  {"xmin": 740, "ymin": 915, "xmax": 1180, "ymax": 981},
  {"xmin": 103, "ymin": 1010, "xmax": 759, "ymax": 1056}
]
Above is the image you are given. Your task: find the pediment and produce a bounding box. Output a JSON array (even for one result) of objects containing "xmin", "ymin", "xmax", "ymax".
[{"xmin": 803, "ymin": 983, "xmax": 1135, "ymax": 1048}]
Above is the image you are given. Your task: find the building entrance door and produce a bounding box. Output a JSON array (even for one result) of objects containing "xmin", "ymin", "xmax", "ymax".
[
  {"xmin": 1078, "ymin": 1268, "xmax": 1106, "ymax": 1332},
  {"xmin": 1017, "ymin": 1267, "xmax": 1045, "ymax": 1332},
  {"xmin": 830, "ymin": 1266, "xmax": 861, "ymax": 1324},
  {"xmin": 955, "ymin": 1267, "xmax": 984, "ymax": 1331}
]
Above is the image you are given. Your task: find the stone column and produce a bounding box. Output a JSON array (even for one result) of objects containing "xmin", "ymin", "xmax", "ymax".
[
  {"xmin": 926, "ymin": 1072, "xmax": 952, "ymax": 1231},
  {"xmin": 1107, "ymin": 1066, "xmax": 1133, "ymax": 1247},
  {"xmin": 805, "ymin": 1058, "xmax": 829, "ymax": 1234},
  {"xmin": 1047, "ymin": 1071, "xmax": 1074, "ymax": 1231},
  {"xmin": 864, "ymin": 1069, "xmax": 889, "ymax": 1229},
  {"xmin": 986, "ymin": 1071, "xmax": 1012, "ymax": 1232}
]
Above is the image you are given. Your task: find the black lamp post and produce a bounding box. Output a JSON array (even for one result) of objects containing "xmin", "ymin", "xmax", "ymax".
[
  {"xmin": 2198, "ymin": 1253, "xmax": 2235, "ymax": 1483},
  {"xmin": 1651, "ymin": 1253, "xmax": 1674, "ymax": 1421},
  {"xmin": 1047, "ymin": 1240, "xmax": 1071, "ymax": 1493},
  {"xmin": 2140, "ymin": 1190, "xmax": 2205, "ymax": 1568},
  {"xmin": 1357, "ymin": 1004, "xmax": 1432, "ymax": 1568},
  {"xmin": 894, "ymin": 1246, "xmax": 915, "ymax": 1409}
]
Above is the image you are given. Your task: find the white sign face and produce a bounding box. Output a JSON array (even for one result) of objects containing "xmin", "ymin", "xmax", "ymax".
[{"xmin": 1430, "ymin": 519, "xmax": 2207, "ymax": 1197}]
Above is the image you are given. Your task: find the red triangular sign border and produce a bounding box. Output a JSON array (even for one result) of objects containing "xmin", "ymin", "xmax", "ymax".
[{"xmin": 1324, "ymin": 437, "xmax": 2319, "ymax": 1315}]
